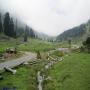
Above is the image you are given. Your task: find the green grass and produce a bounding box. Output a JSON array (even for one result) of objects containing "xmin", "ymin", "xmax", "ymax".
[
  {"xmin": 0, "ymin": 40, "xmax": 16, "ymax": 52},
  {"xmin": 18, "ymin": 39, "xmax": 56, "ymax": 52},
  {"xmin": 50, "ymin": 50, "xmax": 64, "ymax": 58},
  {"xmin": 1, "ymin": 37, "xmax": 90, "ymax": 90},
  {"xmin": 0, "ymin": 38, "xmax": 57, "ymax": 52},
  {"xmin": 0, "ymin": 65, "xmax": 36, "ymax": 90},
  {"xmin": 0, "ymin": 38, "xmax": 57, "ymax": 62},
  {"xmin": 0, "ymin": 59, "xmax": 48, "ymax": 90},
  {"xmin": 0, "ymin": 37, "xmax": 64, "ymax": 53},
  {"xmin": 43, "ymin": 53, "xmax": 90, "ymax": 90},
  {"xmin": 0, "ymin": 48, "xmax": 90, "ymax": 90}
]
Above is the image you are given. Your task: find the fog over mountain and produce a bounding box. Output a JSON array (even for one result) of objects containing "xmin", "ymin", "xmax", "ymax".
[{"xmin": 0, "ymin": 0, "xmax": 90, "ymax": 36}]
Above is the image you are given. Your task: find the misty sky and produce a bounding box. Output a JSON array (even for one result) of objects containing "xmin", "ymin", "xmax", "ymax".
[{"xmin": 0, "ymin": 0, "xmax": 90, "ymax": 36}]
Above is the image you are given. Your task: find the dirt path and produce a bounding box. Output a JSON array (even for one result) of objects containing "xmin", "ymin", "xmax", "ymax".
[{"xmin": 0, "ymin": 52, "xmax": 36, "ymax": 70}]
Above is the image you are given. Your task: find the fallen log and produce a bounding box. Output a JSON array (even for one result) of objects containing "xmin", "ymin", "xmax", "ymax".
[
  {"xmin": 37, "ymin": 71, "xmax": 44, "ymax": 90},
  {"xmin": 4, "ymin": 67, "xmax": 17, "ymax": 74}
]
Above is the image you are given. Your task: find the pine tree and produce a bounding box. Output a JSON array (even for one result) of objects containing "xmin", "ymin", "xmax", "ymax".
[
  {"xmin": 68, "ymin": 39, "xmax": 71, "ymax": 48},
  {"xmin": 24, "ymin": 26, "xmax": 28, "ymax": 42},
  {"xmin": 0, "ymin": 13, "xmax": 3, "ymax": 33},
  {"xmin": 9, "ymin": 18, "xmax": 15, "ymax": 38},
  {"xmin": 29, "ymin": 28, "xmax": 35, "ymax": 38},
  {"xmin": 3, "ymin": 12, "xmax": 10, "ymax": 36},
  {"xmin": 83, "ymin": 37, "xmax": 90, "ymax": 53}
]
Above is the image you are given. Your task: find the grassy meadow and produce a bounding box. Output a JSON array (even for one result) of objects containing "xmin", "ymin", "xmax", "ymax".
[
  {"xmin": 0, "ymin": 37, "xmax": 90, "ymax": 90},
  {"xmin": 0, "ymin": 52, "xmax": 90, "ymax": 90},
  {"xmin": 18, "ymin": 39, "xmax": 57, "ymax": 52},
  {"xmin": 0, "ymin": 38, "xmax": 58, "ymax": 53},
  {"xmin": 0, "ymin": 58, "xmax": 49, "ymax": 90},
  {"xmin": 0, "ymin": 40, "xmax": 16, "ymax": 53},
  {"xmin": 43, "ymin": 53, "xmax": 90, "ymax": 90}
]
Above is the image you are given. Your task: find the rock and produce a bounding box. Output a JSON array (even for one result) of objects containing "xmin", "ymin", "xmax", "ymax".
[
  {"xmin": 23, "ymin": 62, "xmax": 29, "ymax": 65},
  {"xmin": 45, "ymin": 76, "xmax": 52, "ymax": 81},
  {"xmin": 12, "ymin": 70, "xmax": 17, "ymax": 75},
  {"xmin": 45, "ymin": 65, "xmax": 49, "ymax": 69}
]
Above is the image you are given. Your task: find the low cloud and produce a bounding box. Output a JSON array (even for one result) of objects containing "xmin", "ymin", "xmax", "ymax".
[{"xmin": 0, "ymin": 0, "xmax": 90, "ymax": 36}]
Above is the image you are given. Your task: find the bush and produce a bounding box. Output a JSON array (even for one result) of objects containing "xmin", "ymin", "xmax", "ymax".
[
  {"xmin": 36, "ymin": 51, "xmax": 41, "ymax": 59},
  {"xmin": 50, "ymin": 51, "xmax": 64, "ymax": 57},
  {"xmin": 82, "ymin": 37, "xmax": 90, "ymax": 53}
]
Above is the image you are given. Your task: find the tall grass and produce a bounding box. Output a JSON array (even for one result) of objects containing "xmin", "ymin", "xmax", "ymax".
[{"xmin": 43, "ymin": 53, "xmax": 90, "ymax": 90}]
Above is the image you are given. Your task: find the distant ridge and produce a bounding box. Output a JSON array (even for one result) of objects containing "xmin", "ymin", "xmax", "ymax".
[{"xmin": 57, "ymin": 20, "xmax": 90, "ymax": 41}]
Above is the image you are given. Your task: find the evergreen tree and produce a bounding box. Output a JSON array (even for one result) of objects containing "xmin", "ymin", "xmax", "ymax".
[
  {"xmin": 83, "ymin": 37, "xmax": 90, "ymax": 53},
  {"xmin": 0, "ymin": 13, "xmax": 3, "ymax": 33},
  {"xmin": 9, "ymin": 18, "xmax": 15, "ymax": 38},
  {"xmin": 3, "ymin": 12, "xmax": 10, "ymax": 36},
  {"xmin": 68, "ymin": 39, "xmax": 71, "ymax": 48},
  {"xmin": 24, "ymin": 26, "xmax": 28, "ymax": 42},
  {"xmin": 29, "ymin": 28, "xmax": 35, "ymax": 38}
]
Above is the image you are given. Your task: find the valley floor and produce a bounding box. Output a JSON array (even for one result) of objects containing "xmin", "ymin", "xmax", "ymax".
[
  {"xmin": 43, "ymin": 52, "xmax": 90, "ymax": 90},
  {"xmin": 0, "ymin": 38, "xmax": 90, "ymax": 90},
  {"xmin": 0, "ymin": 52, "xmax": 90, "ymax": 90}
]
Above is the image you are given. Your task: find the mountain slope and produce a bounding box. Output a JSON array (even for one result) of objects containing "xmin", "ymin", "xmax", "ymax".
[
  {"xmin": 57, "ymin": 20, "xmax": 90, "ymax": 41},
  {"xmin": 0, "ymin": 11, "xmax": 52, "ymax": 40}
]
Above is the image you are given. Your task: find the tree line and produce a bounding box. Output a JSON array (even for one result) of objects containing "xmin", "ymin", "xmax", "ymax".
[
  {"xmin": 0, "ymin": 12, "xmax": 16, "ymax": 38},
  {"xmin": 0, "ymin": 12, "xmax": 35, "ymax": 40}
]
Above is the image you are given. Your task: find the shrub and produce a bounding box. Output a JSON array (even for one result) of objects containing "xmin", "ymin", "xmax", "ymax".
[
  {"xmin": 83, "ymin": 37, "xmax": 90, "ymax": 53},
  {"xmin": 50, "ymin": 51, "xmax": 64, "ymax": 57},
  {"xmin": 36, "ymin": 51, "xmax": 41, "ymax": 59}
]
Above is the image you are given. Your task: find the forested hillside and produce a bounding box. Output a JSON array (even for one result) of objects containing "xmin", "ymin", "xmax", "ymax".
[
  {"xmin": 57, "ymin": 20, "xmax": 90, "ymax": 41},
  {"xmin": 0, "ymin": 12, "xmax": 52, "ymax": 41},
  {"xmin": 0, "ymin": 12, "xmax": 36, "ymax": 39}
]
